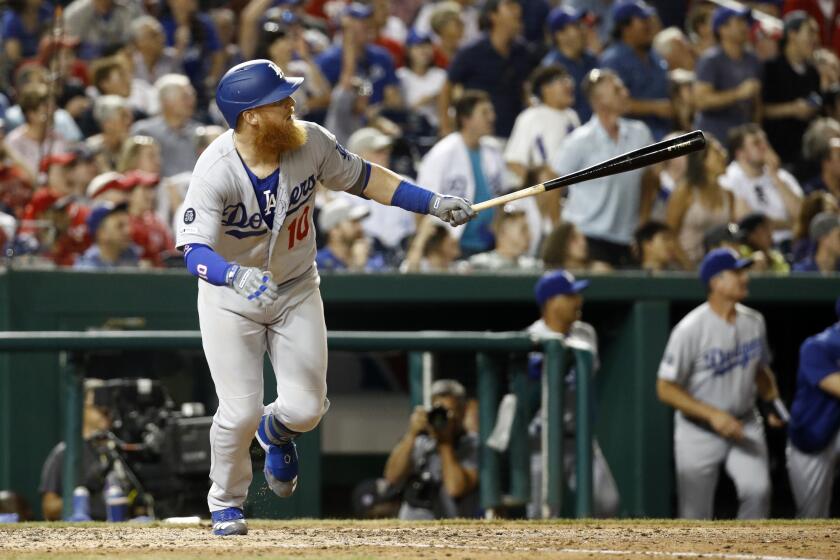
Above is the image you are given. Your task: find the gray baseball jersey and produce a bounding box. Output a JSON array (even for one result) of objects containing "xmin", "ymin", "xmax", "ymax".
[
  {"xmin": 175, "ymin": 122, "xmax": 364, "ymax": 285},
  {"xmin": 658, "ymin": 302, "xmax": 770, "ymax": 417},
  {"xmin": 658, "ymin": 302, "xmax": 772, "ymax": 519}
]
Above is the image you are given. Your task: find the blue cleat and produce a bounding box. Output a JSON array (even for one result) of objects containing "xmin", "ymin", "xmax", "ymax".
[
  {"xmin": 211, "ymin": 507, "xmax": 247, "ymax": 536},
  {"xmin": 256, "ymin": 415, "xmax": 299, "ymax": 498}
]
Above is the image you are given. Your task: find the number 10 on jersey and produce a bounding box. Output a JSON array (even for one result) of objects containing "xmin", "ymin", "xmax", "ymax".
[{"xmin": 287, "ymin": 206, "xmax": 311, "ymax": 250}]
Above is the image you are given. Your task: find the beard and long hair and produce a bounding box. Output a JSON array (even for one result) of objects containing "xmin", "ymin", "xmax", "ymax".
[{"xmin": 250, "ymin": 112, "xmax": 308, "ymax": 155}]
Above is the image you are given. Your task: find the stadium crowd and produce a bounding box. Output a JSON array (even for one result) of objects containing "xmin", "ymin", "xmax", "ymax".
[{"xmin": 0, "ymin": 0, "xmax": 838, "ymax": 274}]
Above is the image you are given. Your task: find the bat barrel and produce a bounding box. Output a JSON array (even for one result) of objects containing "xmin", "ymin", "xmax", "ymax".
[{"xmin": 544, "ymin": 130, "xmax": 706, "ymax": 191}]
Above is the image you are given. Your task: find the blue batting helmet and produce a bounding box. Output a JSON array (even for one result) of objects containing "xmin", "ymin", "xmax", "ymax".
[{"xmin": 215, "ymin": 59, "xmax": 304, "ymax": 128}]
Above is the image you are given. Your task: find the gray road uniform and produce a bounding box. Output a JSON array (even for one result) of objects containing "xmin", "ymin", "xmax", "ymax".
[
  {"xmin": 657, "ymin": 302, "xmax": 772, "ymax": 519},
  {"xmin": 526, "ymin": 319, "xmax": 620, "ymax": 518},
  {"xmin": 175, "ymin": 122, "xmax": 365, "ymax": 512}
]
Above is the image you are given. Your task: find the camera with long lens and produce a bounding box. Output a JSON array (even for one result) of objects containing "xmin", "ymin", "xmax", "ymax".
[
  {"xmin": 90, "ymin": 379, "xmax": 213, "ymax": 518},
  {"xmin": 426, "ymin": 405, "xmax": 451, "ymax": 434}
]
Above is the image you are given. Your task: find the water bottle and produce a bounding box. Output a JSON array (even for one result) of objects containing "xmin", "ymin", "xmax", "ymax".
[
  {"xmin": 66, "ymin": 486, "xmax": 92, "ymax": 522},
  {"xmin": 104, "ymin": 472, "xmax": 128, "ymax": 522}
]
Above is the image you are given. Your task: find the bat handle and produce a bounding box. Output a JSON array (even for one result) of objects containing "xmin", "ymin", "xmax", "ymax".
[{"xmin": 471, "ymin": 184, "xmax": 547, "ymax": 213}]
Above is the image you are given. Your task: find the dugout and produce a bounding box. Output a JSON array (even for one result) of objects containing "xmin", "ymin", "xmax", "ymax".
[{"xmin": 0, "ymin": 268, "xmax": 836, "ymax": 519}]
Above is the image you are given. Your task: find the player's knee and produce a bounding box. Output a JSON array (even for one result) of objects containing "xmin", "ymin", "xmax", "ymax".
[
  {"xmin": 275, "ymin": 391, "xmax": 328, "ymax": 433},
  {"xmin": 215, "ymin": 398, "xmax": 263, "ymax": 435}
]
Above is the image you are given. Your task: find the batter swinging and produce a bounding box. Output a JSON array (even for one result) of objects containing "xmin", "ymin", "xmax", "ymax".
[{"xmin": 176, "ymin": 60, "xmax": 476, "ymax": 536}]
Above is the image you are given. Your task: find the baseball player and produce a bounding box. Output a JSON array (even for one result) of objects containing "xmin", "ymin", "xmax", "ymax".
[
  {"xmin": 175, "ymin": 59, "xmax": 476, "ymax": 536},
  {"xmin": 787, "ymin": 297, "xmax": 840, "ymax": 518},
  {"xmin": 527, "ymin": 269, "xmax": 620, "ymax": 518},
  {"xmin": 656, "ymin": 248, "xmax": 784, "ymax": 519}
]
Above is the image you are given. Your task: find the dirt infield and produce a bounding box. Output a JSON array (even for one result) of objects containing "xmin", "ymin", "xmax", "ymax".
[{"xmin": 1, "ymin": 519, "xmax": 838, "ymax": 560}]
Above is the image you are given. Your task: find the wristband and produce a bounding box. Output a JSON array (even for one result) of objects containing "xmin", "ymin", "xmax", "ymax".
[
  {"xmin": 184, "ymin": 244, "xmax": 234, "ymax": 286},
  {"xmin": 391, "ymin": 180, "xmax": 435, "ymax": 214}
]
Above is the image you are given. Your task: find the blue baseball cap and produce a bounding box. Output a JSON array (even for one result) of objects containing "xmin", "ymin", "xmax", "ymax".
[
  {"xmin": 612, "ymin": 1, "xmax": 656, "ymax": 25},
  {"xmin": 699, "ymin": 248, "xmax": 753, "ymax": 286},
  {"xmin": 344, "ymin": 2, "xmax": 373, "ymax": 19},
  {"xmin": 535, "ymin": 270, "xmax": 590, "ymax": 307},
  {"xmin": 86, "ymin": 201, "xmax": 128, "ymax": 237},
  {"xmin": 712, "ymin": 6, "xmax": 752, "ymax": 35},
  {"xmin": 406, "ymin": 29, "xmax": 432, "ymax": 46},
  {"xmin": 548, "ymin": 7, "xmax": 586, "ymax": 33}
]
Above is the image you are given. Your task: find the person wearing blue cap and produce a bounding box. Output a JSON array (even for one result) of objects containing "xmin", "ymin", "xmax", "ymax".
[
  {"xmin": 526, "ymin": 269, "xmax": 620, "ymax": 518},
  {"xmin": 397, "ymin": 30, "xmax": 447, "ymax": 128},
  {"xmin": 599, "ymin": 1, "xmax": 673, "ymax": 141},
  {"xmin": 762, "ymin": 11, "xmax": 821, "ymax": 170},
  {"xmin": 787, "ymin": 297, "xmax": 840, "ymax": 517},
  {"xmin": 315, "ymin": 3, "xmax": 401, "ymax": 108},
  {"xmin": 541, "ymin": 6, "xmax": 598, "ymax": 122},
  {"xmin": 656, "ymin": 248, "xmax": 784, "ymax": 519},
  {"xmin": 178, "ymin": 58, "xmax": 476, "ymax": 536},
  {"xmin": 74, "ymin": 202, "xmax": 141, "ymax": 269},
  {"xmin": 693, "ymin": 6, "xmax": 762, "ymax": 144}
]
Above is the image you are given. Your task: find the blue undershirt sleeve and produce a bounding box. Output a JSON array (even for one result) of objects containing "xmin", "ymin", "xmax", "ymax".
[{"xmin": 184, "ymin": 243, "xmax": 234, "ymax": 286}]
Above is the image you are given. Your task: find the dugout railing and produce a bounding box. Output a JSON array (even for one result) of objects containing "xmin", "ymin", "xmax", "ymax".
[{"xmin": 0, "ymin": 330, "xmax": 594, "ymax": 520}]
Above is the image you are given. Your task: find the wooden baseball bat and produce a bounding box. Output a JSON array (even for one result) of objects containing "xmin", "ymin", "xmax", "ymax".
[{"xmin": 471, "ymin": 130, "xmax": 707, "ymax": 213}]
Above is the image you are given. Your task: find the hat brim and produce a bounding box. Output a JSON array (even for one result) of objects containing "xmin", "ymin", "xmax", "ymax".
[
  {"xmin": 571, "ymin": 279, "xmax": 590, "ymax": 293},
  {"xmin": 349, "ymin": 205, "xmax": 371, "ymax": 222},
  {"xmin": 253, "ymin": 77, "xmax": 305, "ymax": 113},
  {"xmin": 734, "ymin": 258, "xmax": 754, "ymax": 271}
]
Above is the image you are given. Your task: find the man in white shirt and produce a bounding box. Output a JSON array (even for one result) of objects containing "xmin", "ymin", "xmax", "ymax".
[
  {"xmin": 720, "ymin": 124, "xmax": 803, "ymax": 245},
  {"xmin": 505, "ymin": 64, "xmax": 580, "ymax": 227}
]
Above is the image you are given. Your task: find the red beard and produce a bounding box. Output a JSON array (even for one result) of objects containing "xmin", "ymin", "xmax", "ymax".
[{"xmin": 252, "ymin": 117, "xmax": 308, "ymax": 155}]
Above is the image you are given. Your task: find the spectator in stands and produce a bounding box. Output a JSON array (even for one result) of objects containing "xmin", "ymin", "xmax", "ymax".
[
  {"xmin": 783, "ymin": 0, "xmax": 840, "ymax": 53},
  {"xmin": 257, "ymin": 15, "xmax": 331, "ymax": 119},
  {"xmin": 762, "ymin": 11, "xmax": 821, "ymax": 171},
  {"xmin": 317, "ymin": 3, "xmax": 401, "ymax": 109},
  {"xmin": 384, "ymin": 379, "xmax": 478, "ymax": 520},
  {"xmin": 703, "ymin": 222, "xmax": 741, "ymax": 255},
  {"xmin": 4, "ymin": 83, "xmax": 70, "ymax": 179},
  {"xmin": 667, "ymin": 136, "xmax": 733, "ymax": 266},
  {"xmin": 40, "ymin": 379, "xmax": 114, "ymax": 521},
  {"xmin": 737, "ymin": 212, "xmax": 790, "ymax": 273},
  {"xmin": 439, "ymin": 0, "xmax": 538, "ymax": 138},
  {"xmin": 117, "ymin": 136, "xmax": 161, "ymax": 175},
  {"xmin": 398, "ymin": 31, "xmax": 447, "ymax": 129},
  {"xmin": 0, "ymin": 126, "xmax": 34, "ymax": 217},
  {"xmin": 74, "ymin": 201, "xmax": 140, "ymax": 269},
  {"xmin": 2, "ymin": 64, "xmax": 84, "ymax": 143},
  {"xmin": 685, "ymin": 1, "xmax": 715, "ymax": 56},
  {"xmin": 526, "ymin": 269, "xmax": 620, "ymax": 518},
  {"xmin": 802, "ymin": 116, "xmax": 840, "ymax": 184},
  {"xmin": 693, "ymin": 6, "xmax": 761, "ymax": 143},
  {"xmin": 401, "ymin": 216, "xmax": 462, "ymax": 273},
  {"xmin": 653, "ymin": 27, "xmax": 696, "ymax": 72},
  {"xmin": 804, "ymin": 136, "xmax": 840, "ymax": 197},
  {"xmin": 550, "ymin": 69, "xmax": 654, "ymax": 269},
  {"xmin": 87, "ymin": 95, "xmax": 133, "ymax": 173},
  {"xmin": 541, "ymin": 6, "xmax": 599, "ymax": 122},
  {"xmin": 541, "ymin": 222, "xmax": 608, "ymax": 273},
  {"xmin": 793, "ymin": 211, "xmax": 840, "ymax": 273},
  {"xmin": 125, "ymin": 170, "xmax": 173, "ymax": 267},
  {"xmin": 85, "ymin": 171, "xmax": 132, "ymax": 204},
  {"xmin": 19, "ymin": 178, "xmax": 90, "ymax": 266},
  {"xmin": 469, "ymin": 205, "xmax": 540, "ymax": 271},
  {"xmin": 131, "ymin": 75, "xmax": 200, "ymax": 178},
  {"xmin": 78, "ymin": 56, "xmax": 146, "ymax": 138},
  {"xmin": 721, "ymin": 124, "xmax": 804, "ymax": 246},
  {"xmin": 66, "ymin": 146, "xmax": 98, "ymax": 199},
  {"xmin": 211, "ymin": 8, "xmax": 244, "ymax": 73},
  {"xmin": 129, "ymin": 16, "xmax": 182, "ymax": 88},
  {"xmin": 634, "ymin": 220, "xmax": 680, "ymax": 272},
  {"xmin": 787, "ymin": 297, "xmax": 840, "ymax": 518},
  {"xmin": 644, "ymin": 130, "xmax": 690, "ymax": 222},
  {"xmin": 792, "ymin": 191, "xmax": 838, "ymax": 263},
  {"xmin": 370, "ymin": 0, "xmax": 407, "ymax": 67},
  {"xmin": 428, "ymin": 2, "xmax": 466, "ymax": 67},
  {"xmin": 814, "ymin": 47, "xmax": 840, "ymax": 93},
  {"xmin": 63, "ymin": 0, "xmax": 142, "ymax": 60},
  {"xmin": 505, "ymin": 65, "xmax": 579, "ymax": 225},
  {"xmin": 600, "ymin": 1, "xmax": 672, "ymax": 140},
  {"xmin": 416, "ymin": 0, "xmax": 478, "ymax": 53},
  {"xmin": 159, "ymin": 0, "xmax": 225, "ymax": 106},
  {"xmin": 346, "ymin": 127, "xmax": 414, "ymax": 262},
  {"xmin": 316, "ymin": 197, "xmax": 384, "ymax": 272},
  {"xmin": 418, "ymin": 90, "xmax": 505, "ymax": 256},
  {"xmin": 2, "ymin": 0, "xmax": 53, "ymax": 65}
]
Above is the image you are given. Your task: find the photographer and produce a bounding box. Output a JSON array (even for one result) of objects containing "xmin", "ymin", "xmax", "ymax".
[
  {"xmin": 383, "ymin": 380, "xmax": 478, "ymax": 519},
  {"xmin": 39, "ymin": 379, "xmax": 115, "ymax": 521}
]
